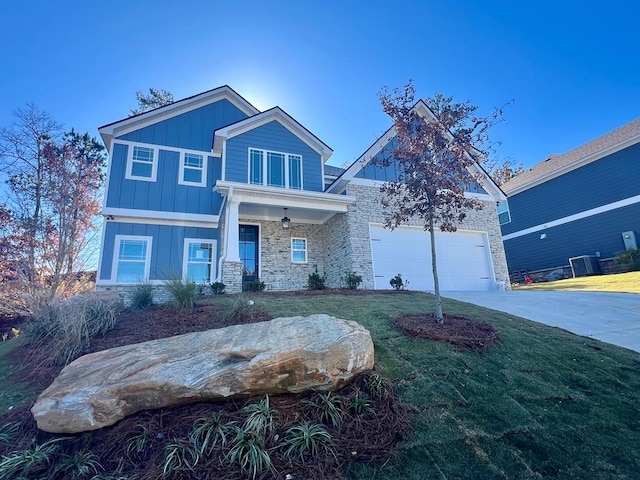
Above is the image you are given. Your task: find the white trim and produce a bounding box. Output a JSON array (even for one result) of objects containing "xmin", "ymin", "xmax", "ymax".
[
  {"xmin": 111, "ymin": 235, "xmax": 153, "ymax": 283},
  {"xmin": 102, "ymin": 207, "xmax": 219, "ymax": 227},
  {"xmin": 126, "ymin": 145, "xmax": 158, "ymax": 182},
  {"xmin": 291, "ymin": 237, "xmax": 308, "ymax": 264},
  {"xmin": 179, "ymin": 152, "xmax": 207, "ymax": 187},
  {"xmin": 248, "ymin": 147, "xmax": 303, "ymax": 190},
  {"xmin": 96, "ymin": 215, "xmax": 108, "ymax": 282},
  {"xmin": 502, "ymin": 194, "xmax": 640, "ymax": 241},
  {"xmin": 115, "ymin": 139, "xmax": 215, "ymax": 157},
  {"xmin": 182, "ymin": 238, "xmax": 217, "ymax": 283}
]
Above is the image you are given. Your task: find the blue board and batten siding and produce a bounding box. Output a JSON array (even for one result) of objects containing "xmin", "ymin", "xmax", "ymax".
[
  {"xmin": 105, "ymin": 144, "xmax": 222, "ymax": 215},
  {"xmin": 119, "ymin": 99, "xmax": 248, "ymax": 152},
  {"xmin": 99, "ymin": 223, "xmax": 219, "ymax": 282},
  {"xmin": 502, "ymin": 143, "xmax": 640, "ymax": 272},
  {"xmin": 224, "ymin": 121, "xmax": 324, "ymax": 192}
]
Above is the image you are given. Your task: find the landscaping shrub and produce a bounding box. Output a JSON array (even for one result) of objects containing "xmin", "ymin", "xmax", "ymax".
[
  {"xmin": 341, "ymin": 271, "xmax": 363, "ymax": 290},
  {"xmin": 129, "ymin": 283, "xmax": 154, "ymax": 310},
  {"xmin": 164, "ymin": 276, "xmax": 197, "ymax": 309},
  {"xmin": 389, "ymin": 273, "xmax": 408, "ymax": 290},
  {"xmin": 307, "ymin": 267, "xmax": 327, "ymax": 290},
  {"xmin": 210, "ymin": 281, "xmax": 226, "ymax": 295},
  {"xmin": 616, "ymin": 248, "xmax": 640, "ymax": 271},
  {"xmin": 243, "ymin": 279, "xmax": 265, "ymax": 292}
]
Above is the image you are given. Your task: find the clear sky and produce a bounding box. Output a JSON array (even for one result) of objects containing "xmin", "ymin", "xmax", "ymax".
[{"xmin": 1, "ymin": 0, "xmax": 638, "ymax": 170}]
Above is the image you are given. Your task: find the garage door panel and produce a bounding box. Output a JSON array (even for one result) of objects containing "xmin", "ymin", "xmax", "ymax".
[{"xmin": 369, "ymin": 225, "xmax": 492, "ymax": 291}]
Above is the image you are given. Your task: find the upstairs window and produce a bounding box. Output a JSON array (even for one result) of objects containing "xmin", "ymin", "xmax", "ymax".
[
  {"xmin": 114, "ymin": 236, "xmax": 151, "ymax": 283},
  {"xmin": 127, "ymin": 145, "xmax": 157, "ymax": 181},
  {"xmin": 497, "ymin": 200, "xmax": 511, "ymax": 225},
  {"xmin": 291, "ymin": 237, "xmax": 307, "ymax": 263},
  {"xmin": 180, "ymin": 152, "xmax": 206, "ymax": 187},
  {"xmin": 248, "ymin": 148, "xmax": 302, "ymax": 189}
]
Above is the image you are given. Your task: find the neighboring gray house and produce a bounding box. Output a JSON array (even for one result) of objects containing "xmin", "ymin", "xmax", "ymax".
[
  {"xmin": 500, "ymin": 118, "xmax": 640, "ymax": 277},
  {"xmin": 96, "ymin": 86, "xmax": 509, "ymax": 294}
]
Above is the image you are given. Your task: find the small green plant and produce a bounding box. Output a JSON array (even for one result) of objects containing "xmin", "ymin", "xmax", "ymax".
[
  {"xmin": 279, "ymin": 421, "xmax": 335, "ymax": 462},
  {"xmin": 243, "ymin": 279, "xmax": 266, "ymax": 292},
  {"xmin": 0, "ymin": 421, "xmax": 21, "ymax": 444},
  {"xmin": 209, "ymin": 281, "xmax": 226, "ymax": 295},
  {"xmin": 362, "ymin": 372, "xmax": 393, "ymax": 399},
  {"xmin": 302, "ymin": 392, "xmax": 345, "ymax": 428},
  {"xmin": 0, "ymin": 438, "xmax": 62, "ymax": 480},
  {"xmin": 307, "ymin": 267, "xmax": 327, "ymax": 290},
  {"xmin": 616, "ymin": 248, "xmax": 640, "ymax": 271},
  {"xmin": 129, "ymin": 283, "xmax": 154, "ymax": 310},
  {"xmin": 242, "ymin": 395, "xmax": 280, "ymax": 435},
  {"xmin": 161, "ymin": 439, "xmax": 200, "ymax": 478},
  {"xmin": 341, "ymin": 271, "xmax": 363, "ymax": 290},
  {"xmin": 389, "ymin": 273, "xmax": 408, "ymax": 290},
  {"xmin": 189, "ymin": 411, "xmax": 233, "ymax": 455},
  {"xmin": 163, "ymin": 276, "xmax": 197, "ymax": 309},
  {"xmin": 350, "ymin": 391, "xmax": 373, "ymax": 416},
  {"xmin": 54, "ymin": 448, "xmax": 102, "ymax": 478},
  {"xmin": 226, "ymin": 427, "xmax": 272, "ymax": 480},
  {"xmin": 125, "ymin": 424, "xmax": 151, "ymax": 458}
]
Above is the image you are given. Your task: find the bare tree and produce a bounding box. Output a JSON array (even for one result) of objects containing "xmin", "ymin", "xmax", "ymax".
[
  {"xmin": 130, "ymin": 88, "xmax": 174, "ymax": 116},
  {"xmin": 376, "ymin": 82, "xmax": 504, "ymax": 323},
  {"xmin": 485, "ymin": 156, "xmax": 525, "ymax": 186},
  {"xmin": 0, "ymin": 104, "xmax": 62, "ymax": 281}
]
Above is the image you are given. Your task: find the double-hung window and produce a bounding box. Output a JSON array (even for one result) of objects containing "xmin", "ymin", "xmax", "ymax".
[
  {"xmin": 248, "ymin": 148, "xmax": 302, "ymax": 189},
  {"xmin": 291, "ymin": 237, "xmax": 307, "ymax": 263},
  {"xmin": 183, "ymin": 239, "xmax": 215, "ymax": 283},
  {"xmin": 497, "ymin": 200, "xmax": 511, "ymax": 225},
  {"xmin": 127, "ymin": 145, "xmax": 157, "ymax": 181},
  {"xmin": 180, "ymin": 152, "xmax": 206, "ymax": 187},
  {"xmin": 114, "ymin": 236, "xmax": 152, "ymax": 283}
]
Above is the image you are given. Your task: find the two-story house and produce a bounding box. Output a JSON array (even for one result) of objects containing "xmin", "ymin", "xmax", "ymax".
[{"xmin": 96, "ymin": 86, "xmax": 509, "ymax": 295}]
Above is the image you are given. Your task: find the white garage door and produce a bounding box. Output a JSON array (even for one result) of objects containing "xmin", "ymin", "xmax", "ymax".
[{"xmin": 369, "ymin": 224, "xmax": 493, "ymax": 291}]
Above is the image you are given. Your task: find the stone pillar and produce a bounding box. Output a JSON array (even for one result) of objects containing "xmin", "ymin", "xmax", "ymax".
[{"xmin": 222, "ymin": 260, "xmax": 243, "ymax": 294}]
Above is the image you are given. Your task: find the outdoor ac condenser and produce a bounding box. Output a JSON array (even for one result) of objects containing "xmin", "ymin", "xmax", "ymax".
[{"xmin": 569, "ymin": 255, "xmax": 602, "ymax": 278}]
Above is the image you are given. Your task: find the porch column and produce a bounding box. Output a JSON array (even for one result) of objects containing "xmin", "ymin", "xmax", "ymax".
[{"xmin": 226, "ymin": 199, "xmax": 240, "ymax": 262}]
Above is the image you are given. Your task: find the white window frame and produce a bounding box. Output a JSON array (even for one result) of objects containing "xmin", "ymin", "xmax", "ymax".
[
  {"xmin": 126, "ymin": 145, "xmax": 158, "ymax": 182},
  {"xmin": 179, "ymin": 152, "xmax": 207, "ymax": 187},
  {"xmin": 291, "ymin": 237, "xmax": 307, "ymax": 264},
  {"xmin": 497, "ymin": 200, "xmax": 511, "ymax": 225},
  {"xmin": 112, "ymin": 235, "xmax": 152, "ymax": 283},
  {"xmin": 247, "ymin": 148, "xmax": 303, "ymax": 189},
  {"xmin": 182, "ymin": 238, "xmax": 216, "ymax": 284}
]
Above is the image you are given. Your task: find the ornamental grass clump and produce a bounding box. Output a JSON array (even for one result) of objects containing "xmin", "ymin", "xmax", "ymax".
[{"xmin": 163, "ymin": 276, "xmax": 197, "ymax": 309}]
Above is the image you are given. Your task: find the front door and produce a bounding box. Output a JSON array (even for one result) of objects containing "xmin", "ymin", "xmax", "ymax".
[{"xmin": 239, "ymin": 225, "xmax": 259, "ymax": 285}]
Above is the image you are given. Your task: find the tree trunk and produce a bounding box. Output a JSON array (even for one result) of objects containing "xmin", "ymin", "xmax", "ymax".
[{"xmin": 428, "ymin": 206, "xmax": 444, "ymax": 324}]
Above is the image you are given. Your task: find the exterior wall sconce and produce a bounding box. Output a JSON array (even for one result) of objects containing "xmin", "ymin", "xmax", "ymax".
[{"xmin": 281, "ymin": 208, "xmax": 291, "ymax": 230}]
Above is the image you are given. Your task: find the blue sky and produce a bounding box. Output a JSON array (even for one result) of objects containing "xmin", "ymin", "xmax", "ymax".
[{"xmin": 1, "ymin": 0, "xmax": 638, "ymax": 170}]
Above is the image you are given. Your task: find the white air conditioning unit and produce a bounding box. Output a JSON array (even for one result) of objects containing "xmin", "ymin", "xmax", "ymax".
[{"xmin": 569, "ymin": 255, "xmax": 601, "ymax": 278}]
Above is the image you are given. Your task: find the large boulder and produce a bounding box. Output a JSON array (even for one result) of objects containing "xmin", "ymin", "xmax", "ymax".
[{"xmin": 31, "ymin": 314, "xmax": 374, "ymax": 433}]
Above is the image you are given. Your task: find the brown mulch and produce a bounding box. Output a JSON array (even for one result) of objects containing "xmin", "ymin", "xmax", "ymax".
[{"xmin": 393, "ymin": 313, "xmax": 500, "ymax": 352}]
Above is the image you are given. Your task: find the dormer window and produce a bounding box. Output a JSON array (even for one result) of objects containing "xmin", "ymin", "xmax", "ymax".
[{"xmin": 249, "ymin": 148, "xmax": 302, "ymax": 189}]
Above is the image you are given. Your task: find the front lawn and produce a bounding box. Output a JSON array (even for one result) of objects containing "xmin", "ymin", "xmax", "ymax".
[
  {"xmin": 514, "ymin": 271, "xmax": 640, "ymax": 293},
  {"xmin": 2, "ymin": 291, "xmax": 639, "ymax": 479}
]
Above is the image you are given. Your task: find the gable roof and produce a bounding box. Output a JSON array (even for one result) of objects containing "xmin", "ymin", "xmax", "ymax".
[
  {"xmin": 98, "ymin": 85, "xmax": 260, "ymax": 150},
  {"xmin": 503, "ymin": 117, "xmax": 640, "ymax": 195},
  {"xmin": 325, "ymin": 100, "xmax": 505, "ymax": 200},
  {"xmin": 212, "ymin": 107, "xmax": 333, "ymax": 162}
]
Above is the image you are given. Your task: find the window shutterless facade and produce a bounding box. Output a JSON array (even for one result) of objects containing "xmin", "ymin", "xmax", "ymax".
[
  {"xmin": 179, "ymin": 152, "xmax": 206, "ymax": 187},
  {"xmin": 291, "ymin": 237, "xmax": 307, "ymax": 263},
  {"xmin": 113, "ymin": 235, "xmax": 152, "ymax": 283},
  {"xmin": 126, "ymin": 145, "xmax": 157, "ymax": 181},
  {"xmin": 248, "ymin": 148, "xmax": 302, "ymax": 189}
]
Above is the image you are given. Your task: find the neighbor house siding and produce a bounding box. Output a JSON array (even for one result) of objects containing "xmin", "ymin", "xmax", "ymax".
[
  {"xmin": 503, "ymin": 202, "xmax": 640, "ymax": 272},
  {"xmin": 105, "ymin": 144, "xmax": 223, "ymax": 215},
  {"xmin": 118, "ymin": 99, "xmax": 248, "ymax": 151},
  {"xmin": 502, "ymin": 143, "xmax": 640, "ymax": 236},
  {"xmin": 224, "ymin": 121, "xmax": 324, "ymax": 191},
  {"xmin": 99, "ymin": 222, "xmax": 219, "ymax": 282}
]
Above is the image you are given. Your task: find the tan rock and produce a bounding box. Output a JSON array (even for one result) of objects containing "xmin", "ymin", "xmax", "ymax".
[{"xmin": 31, "ymin": 314, "xmax": 374, "ymax": 433}]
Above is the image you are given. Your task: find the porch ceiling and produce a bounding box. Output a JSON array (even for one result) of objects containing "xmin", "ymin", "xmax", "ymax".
[{"xmin": 215, "ymin": 181, "xmax": 355, "ymax": 224}]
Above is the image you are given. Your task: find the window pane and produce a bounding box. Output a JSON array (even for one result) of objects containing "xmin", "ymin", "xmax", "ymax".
[
  {"xmin": 187, "ymin": 263, "xmax": 210, "ymax": 283},
  {"xmin": 292, "ymin": 250, "xmax": 306, "ymax": 262},
  {"xmin": 184, "ymin": 153, "xmax": 203, "ymax": 168},
  {"xmin": 289, "ymin": 155, "xmax": 301, "ymax": 189},
  {"xmin": 188, "ymin": 243, "xmax": 212, "ymax": 262},
  {"xmin": 183, "ymin": 168, "xmax": 202, "ymax": 183},
  {"xmin": 267, "ymin": 152, "xmax": 285, "ymax": 187},
  {"xmin": 292, "ymin": 238, "xmax": 306, "ymax": 250},
  {"xmin": 133, "ymin": 146, "xmax": 154, "ymax": 163},
  {"xmin": 119, "ymin": 240, "xmax": 147, "ymax": 261},
  {"xmin": 250, "ymin": 149, "xmax": 263, "ymax": 184},
  {"xmin": 131, "ymin": 162, "xmax": 152, "ymax": 178},
  {"xmin": 116, "ymin": 262, "xmax": 145, "ymax": 283}
]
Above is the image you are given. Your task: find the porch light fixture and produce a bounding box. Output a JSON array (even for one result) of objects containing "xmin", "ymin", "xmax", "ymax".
[{"xmin": 281, "ymin": 208, "xmax": 291, "ymax": 230}]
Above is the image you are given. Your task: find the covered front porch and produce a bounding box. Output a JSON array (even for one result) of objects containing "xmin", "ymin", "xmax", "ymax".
[{"xmin": 214, "ymin": 181, "xmax": 355, "ymax": 293}]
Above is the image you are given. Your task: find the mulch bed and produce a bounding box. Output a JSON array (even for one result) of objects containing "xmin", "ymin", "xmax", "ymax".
[{"xmin": 393, "ymin": 313, "xmax": 500, "ymax": 352}]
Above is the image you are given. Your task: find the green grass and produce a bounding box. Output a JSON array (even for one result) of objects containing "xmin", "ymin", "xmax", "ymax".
[
  {"xmin": 0, "ymin": 337, "xmax": 34, "ymax": 412},
  {"xmin": 514, "ymin": 271, "xmax": 640, "ymax": 293},
  {"xmin": 2, "ymin": 291, "xmax": 640, "ymax": 479}
]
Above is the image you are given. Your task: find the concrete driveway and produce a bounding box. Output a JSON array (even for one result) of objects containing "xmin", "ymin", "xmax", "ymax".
[{"xmin": 442, "ymin": 290, "xmax": 640, "ymax": 353}]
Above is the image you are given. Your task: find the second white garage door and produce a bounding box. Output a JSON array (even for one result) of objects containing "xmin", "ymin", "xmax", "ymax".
[{"xmin": 369, "ymin": 224, "xmax": 493, "ymax": 291}]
